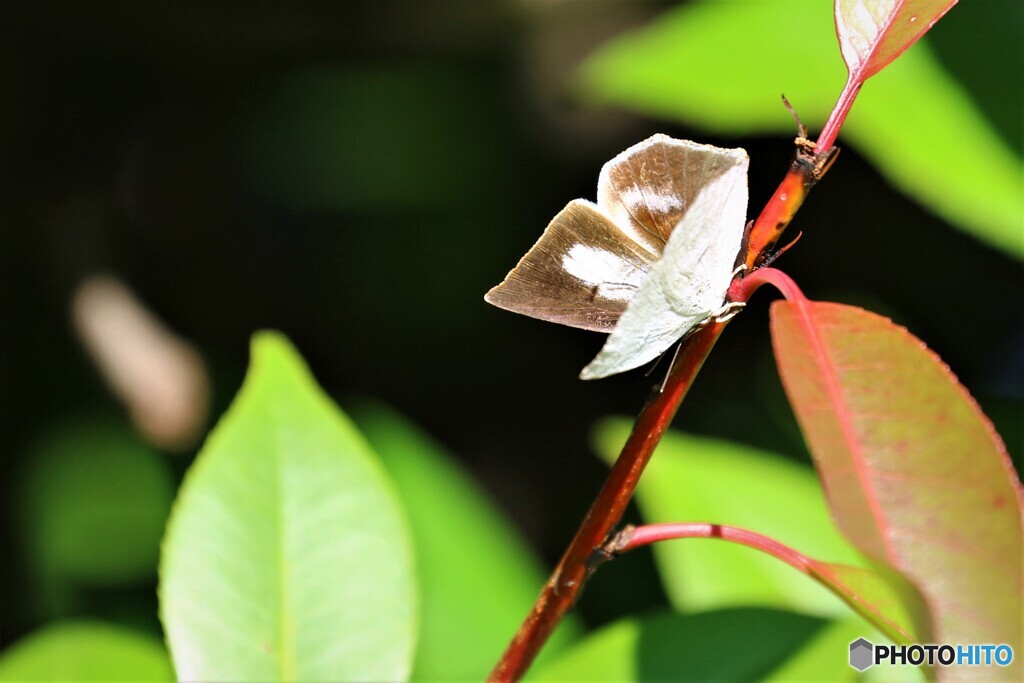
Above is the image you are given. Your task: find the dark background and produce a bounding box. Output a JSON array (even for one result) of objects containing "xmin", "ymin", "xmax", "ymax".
[{"xmin": 1, "ymin": 0, "xmax": 1020, "ymax": 649}]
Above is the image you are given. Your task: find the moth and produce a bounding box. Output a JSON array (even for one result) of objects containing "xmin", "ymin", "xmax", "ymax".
[{"xmin": 486, "ymin": 134, "xmax": 749, "ymax": 380}]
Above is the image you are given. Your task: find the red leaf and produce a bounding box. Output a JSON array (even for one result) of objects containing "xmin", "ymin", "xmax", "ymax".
[
  {"xmin": 835, "ymin": 0, "xmax": 958, "ymax": 84},
  {"xmin": 770, "ymin": 301, "xmax": 1022, "ymax": 661},
  {"xmin": 817, "ymin": 1, "xmax": 957, "ymax": 152}
]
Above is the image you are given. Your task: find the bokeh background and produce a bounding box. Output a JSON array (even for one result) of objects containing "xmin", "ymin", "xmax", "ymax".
[{"xmin": 1, "ymin": 0, "xmax": 1020, "ymax": 660}]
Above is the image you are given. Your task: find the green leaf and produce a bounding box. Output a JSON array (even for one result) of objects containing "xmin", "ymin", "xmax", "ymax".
[
  {"xmin": 17, "ymin": 419, "xmax": 174, "ymax": 586},
  {"xmin": 593, "ymin": 422, "xmax": 864, "ymax": 618},
  {"xmin": 159, "ymin": 332, "xmax": 416, "ymax": 682},
  {"xmin": 529, "ymin": 608, "xmax": 824, "ymax": 682},
  {"xmin": 578, "ymin": 0, "xmax": 1024, "ymax": 259},
  {"xmin": 0, "ymin": 621, "xmax": 173, "ymax": 681},
  {"xmin": 770, "ymin": 301, "xmax": 1023, "ymax": 661},
  {"xmin": 352, "ymin": 402, "xmax": 581, "ymax": 680}
]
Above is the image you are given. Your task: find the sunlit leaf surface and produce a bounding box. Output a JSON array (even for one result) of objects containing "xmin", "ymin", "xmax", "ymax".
[
  {"xmin": 578, "ymin": 0, "xmax": 1023, "ymax": 258},
  {"xmin": 0, "ymin": 621, "xmax": 173, "ymax": 681},
  {"xmin": 159, "ymin": 333, "xmax": 415, "ymax": 681},
  {"xmin": 771, "ymin": 301, "xmax": 1023, "ymax": 669}
]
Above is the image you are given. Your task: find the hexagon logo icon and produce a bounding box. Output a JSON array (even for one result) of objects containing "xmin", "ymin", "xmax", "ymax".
[{"xmin": 849, "ymin": 638, "xmax": 874, "ymax": 671}]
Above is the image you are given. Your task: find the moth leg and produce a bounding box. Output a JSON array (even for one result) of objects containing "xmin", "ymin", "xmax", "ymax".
[{"xmin": 712, "ymin": 301, "xmax": 746, "ymax": 323}]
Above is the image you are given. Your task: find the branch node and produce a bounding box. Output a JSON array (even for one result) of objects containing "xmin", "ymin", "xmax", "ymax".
[{"xmin": 605, "ymin": 525, "xmax": 636, "ymax": 555}]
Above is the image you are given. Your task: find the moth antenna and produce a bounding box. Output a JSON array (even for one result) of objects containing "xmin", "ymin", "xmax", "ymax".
[{"xmin": 781, "ymin": 94, "xmax": 808, "ymax": 139}]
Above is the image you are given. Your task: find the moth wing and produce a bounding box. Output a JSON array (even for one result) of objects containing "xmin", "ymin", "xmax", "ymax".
[
  {"xmin": 581, "ymin": 149, "xmax": 749, "ymax": 379},
  {"xmin": 485, "ymin": 199, "xmax": 657, "ymax": 333},
  {"xmin": 597, "ymin": 134, "xmax": 750, "ymax": 256}
]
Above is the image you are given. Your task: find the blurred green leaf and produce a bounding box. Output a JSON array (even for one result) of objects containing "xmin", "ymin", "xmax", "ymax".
[
  {"xmin": 352, "ymin": 402, "xmax": 580, "ymax": 681},
  {"xmin": 17, "ymin": 419, "xmax": 174, "ymax": 586},
  {"xmin": 927, "ymin": 1, "xmax": 1022, "ymax": 153},
  {"xmin": 578, "ymin": 0, "xmax": 1024, "ymax": 259},
  {"xmin": 844, "ymin": 51, "xmax": 1023, "ymax": 259},
  {"xmin": 529, "ymin": 608, "xmax": 824, "ymax": 682},
  {"xmin": 159, "ymin": 332, "xmax": 415, "ymax": 681},
  {"xmin": 593, "ymin": 421, "xmax": 864, "ymax": 618},
  {"xmin": 0, "ymin": 621, "xmax": 173, "ymax": 681}
]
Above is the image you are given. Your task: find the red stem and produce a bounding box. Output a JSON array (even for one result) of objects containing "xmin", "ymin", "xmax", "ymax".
[
  {"xmin": 616, "ymin": 523, "xmax": 813, "ymax": 576},
  {"xmin": 614, "ymin": 522, "xmax": 916, "ymax": 645},
  {"xmin": 815, "ymin": 77, "xmax": 861, "ymax": 153},
  {"xmin": 728, "ymin": 267, "xmax": 806, "ymax": 305}
]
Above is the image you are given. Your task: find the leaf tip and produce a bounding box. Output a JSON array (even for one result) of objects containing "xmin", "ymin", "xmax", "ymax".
[
  {"xmin": 247, "ymin": 330, "xmax": 315, "ymax": 389},
  {"xmin": 250, "ymin": 329, "xmax": 296, "ymax": 362}
]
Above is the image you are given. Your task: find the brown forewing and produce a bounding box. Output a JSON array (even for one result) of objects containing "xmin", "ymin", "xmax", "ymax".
[
  {"xmin": 598, "ymin": 134, "xmax": 742, "ymax": 255},
  {"xmin": 485, "ymin": 200, "xmax": 657, "ymax": 332}
]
